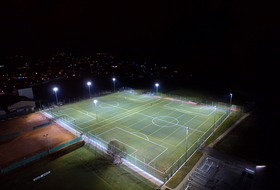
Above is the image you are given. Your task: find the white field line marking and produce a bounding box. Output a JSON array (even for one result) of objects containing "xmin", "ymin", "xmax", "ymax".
[
  {"xmin": 84, "ymin": 135, "xmax": 164, "ymax": 185},
  {"xmin": 91, "ymin": 99, "xmax": 163, "ymax": 126},
  {"xmin": 57, "ymin": 108, "xmax": 72, "ymax": 112},
  {"xmin": 76, "ymin": 119, "xmax": 96, "ymax": 129},
  {"xmin": 110, "ymin": 138, "xmax": 138, "ymax": 156},
  {"xmin": 60, "ymin": 108, "xmax": 97, "ymax": 129},
  {"xmin": 95, "ymin": 126, "xmax": 116, "ymax": 136},
  {"xmin": 164, "ymin": 102, "xmax": 212, "ymax": 116},
  {"xmin": 70, "ymin": 108, "xmax": 95, "ymax": 119},
  {"xmin": 175, "ymin": 108, "xmax": 210, "ymax": 116},
  {"xmin": 118, "ymin": 93, "xmax": 154, "ymax": 102},
  {"xmin": 63, "ymin": 115, "xmax": 75, "ymax": 121},
  {"xmin": 57, "ymin": 108, "xmax": 95, "ymax": 119},
  {"xmin": 148, "ymin": 148, "xmax": 168, "ymax": 165},
  {"xmin": 96, "ymin": 126, "xmax": 168, "ymax": 163},
  {"xmin": 116, "ymin": 127, "xmax": 168, "ymax": 151},
  {"xmin": 116, "ymin": 127, "xmax": 168, "ymax": 165},
  {"xmin": 131, "ymin": 132, "xmax": 150, "ymax": 141},
  {"xmin": 136, "ymin": 112, "xmax": 204, "ymax": 134},
  {"xmin": 98, "ymin": 101, "xmax": 125, "ymax": 110},
  {"xmin": 179, "ymin": 103, "xmax": 203, "ymax": 110}
]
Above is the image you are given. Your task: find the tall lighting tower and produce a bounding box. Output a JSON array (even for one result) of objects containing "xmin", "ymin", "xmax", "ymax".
[
  {"xmin": 53, "ymin": 87, "xmax": 58, "ymax": 105},
  {"xmin": 112, "ymin": 78, "xmax": 116, "ymax": 92},
  {"xmin": 87, "ymin": 82, "xmax": 91, "ymax": 98},
  {"xmin": 155, "ymin": 83, "xmax": 159, "ymax": 95}
]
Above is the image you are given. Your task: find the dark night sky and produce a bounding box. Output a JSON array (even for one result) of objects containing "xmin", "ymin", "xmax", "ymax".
[{"xmin": 1, "ymin": 1, "xmax": 279, "ymax": 82}]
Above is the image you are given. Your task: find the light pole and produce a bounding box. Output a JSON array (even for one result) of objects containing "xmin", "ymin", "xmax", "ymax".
[
  {"xmin": 214, "ymin": 106, "xmax": 217, "ymax": 130},
  {"xmin": 43, "ymin": 134, "xmax": 49, "ymax": 153},
  {"xmin": 53, "ymin": 87, "xmax": 58, "ymax": 105},
  {"xmin": 93, "ymin": 100, "xmax": 98, "ymax": 123},
  {"xmin": 229, "ymin": 93, "xmax": 233, "ymax": 110},
  {"xmin": 185, "ymin": 127, "xmax": 189, "ymax": 160},
  {"xmin": 155, "ymin": 83, "xmax": 159, "ymax": 95},
  {"xmin": 112, "ymin": 78, "xmax": 116, "ymax": 92},
  {"xmin": 87, "ymin": 82, "xmax": 91, "ymax": 98}
]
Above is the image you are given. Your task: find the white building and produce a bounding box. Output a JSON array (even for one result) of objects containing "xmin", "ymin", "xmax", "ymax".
[{"xmin": 0, "ymin": 87, "xmax": 35, "ymax": 116}]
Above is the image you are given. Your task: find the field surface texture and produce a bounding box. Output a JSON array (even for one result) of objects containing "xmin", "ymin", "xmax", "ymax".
[{"xmin": 46, "ymin": 91, "xmax": 229, "ymax": 181}]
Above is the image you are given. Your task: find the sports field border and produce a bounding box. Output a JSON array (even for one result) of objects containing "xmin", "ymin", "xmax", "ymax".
[{"xmin": 40, "ymin": 90, "xmax": 232, "ymax": 186}]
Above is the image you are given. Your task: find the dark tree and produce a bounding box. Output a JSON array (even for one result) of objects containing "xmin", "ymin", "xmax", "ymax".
[
  {"xmin": 107, "ymin": 140, "xmax": 127, "ymax": 164},
  {"xmin": 107, "ymin": 140, "xmax": 120, "ymax": 157}
]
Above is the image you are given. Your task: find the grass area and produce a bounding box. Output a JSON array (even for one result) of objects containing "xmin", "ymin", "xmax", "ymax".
[
  {"xmin": 46, "ymin": 91, "xmax": 230, "ymax": 181},
  {"xmin": 204, "ymin": 112, "xmax": 243, "ymax": 146},
  {"xmin": 0, "ymin": 145, "xmax": 155, "ymax": 190},
  {"xmin": 166, "ymin": 151, "xmax": 203, "ymax": 188}
]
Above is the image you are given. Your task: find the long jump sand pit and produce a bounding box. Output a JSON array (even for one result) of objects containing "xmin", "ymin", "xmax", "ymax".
[{"xmin": 0, "ymin": 112, "xmax": 77, "ymax": 167}]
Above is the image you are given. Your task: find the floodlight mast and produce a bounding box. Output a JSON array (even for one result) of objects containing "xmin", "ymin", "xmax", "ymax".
[
  {"xmin": 53, "ymin": 87, "xmax": 58, "ymax": 105},
  {"xmin": 87, "ymin": 82, "xmax": 91, "ymax": 98},
  {"xmin": 112, "ymin": 78, "xmax": 116, "ymax": 92},
  {"xmin": 214, "ymin": 106, "xmax": 217, "ymax": 130},
  {"xmin": 229, "ymin": 93, "xmax": 233, "ymax": 111},
  {"xmin": 186, "ymin": 127, "xmax": 189, "ymax": 160},
  {"xmin": 93, "ymin": 100, "xmax": 98, "ymax": 123},
  {"xmin": 155, "ymin": 83, "xmax": 159, "ymax": 95}
]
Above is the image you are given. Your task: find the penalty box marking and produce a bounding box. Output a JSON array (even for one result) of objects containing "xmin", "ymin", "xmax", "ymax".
[
  {"xmin": 58, "ymin": 108, "xmax": 95, "ymax": 119},
  {"xmin": 118, "ymin": 92, "xmax": 154, "ymax": 102},
  {"xmin": 93, "ymin": 127, "xmax": 168, "ymax": 164},
  {"xmin": 178, "ymin": 102, "xmax": 219, "ymax": 116},
  {"xmin": 58, "ymin": 108, "xmax": 96, "ymax": 129},
  {"xmin": 164, "ymin": 102, "xmax": 213, "ymax": 116},
  {"xmin": 58, "ymin": 108, "xmax": 89, "ymax": 115},
  {"xmin": 179, "ymin": 103, "xmax": 203, "ymax": 110},
  {"xmin": 98, "ymin": 101, "xmax": 120, "ymax": 108},
  {"xmin": 110, "ymin": 138, "xmax": 138, "ymax": 156}
]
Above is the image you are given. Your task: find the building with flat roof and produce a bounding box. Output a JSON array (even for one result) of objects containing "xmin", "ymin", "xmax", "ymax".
[{"xmin": 0, "ymin": 87, "xmax": 35, "ymax": 117}]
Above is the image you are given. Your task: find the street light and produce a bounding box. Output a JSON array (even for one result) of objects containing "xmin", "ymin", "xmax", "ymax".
[
  {"xmin": 87, "ymin": 82, "xmax": 91, "ymax": 98},
  {"xmin": 214, "ymin": 106, "xmax": 217, "ymax": 130},
  {"xmin": 155, "ymin": 83, "xmax": 159, "ymax": 95},
  {"xmin": 185, "ymin": 127, "xmax": 189, "ymax": 160},
  {"xmin": 229, "ymin": 93, "xmax": 233, "ymax": 110},
  {"xmin": 53, "ymin": 87, "xmax": 58, "ymax": 105},
  {"xmin": 43, "ymin": 134, "xmax": 49, "ymax": 153},
  {"xmin": 112, "ymin": 78, "xmax": 116, "ymax": 92},
  {"xmin": 93, "ymin": 100, "xmax": 98, "ymax": 123}
]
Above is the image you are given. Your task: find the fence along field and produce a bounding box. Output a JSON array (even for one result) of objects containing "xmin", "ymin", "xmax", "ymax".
[{"xmin": 46, "ymin": 90, "xmax": 230, "ymax": 182}]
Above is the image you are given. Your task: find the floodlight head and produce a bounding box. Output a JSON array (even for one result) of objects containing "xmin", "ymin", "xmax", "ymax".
[
  {"xmin": 113, "ymin": 78, "xmax": 115, "ymax": 81},
  {"xmin": 155, "ymin": 83, "xmax": 159, "ymax": 87},
  {"xmin": 53, "ymin": 87, "xmax": 58, "ymax": 92},
  {"xmin": 87, "ymin": 82, "xmax": 91, "ymax": 86},
  {"xmin": 93, "ymin": 100, "xmax": 98, "ymax": 104}
]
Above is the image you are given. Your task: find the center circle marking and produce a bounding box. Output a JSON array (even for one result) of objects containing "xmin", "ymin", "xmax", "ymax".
[{"xmin": 152, "ymin": 116, "xmax": 179, "ymax": 127}]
